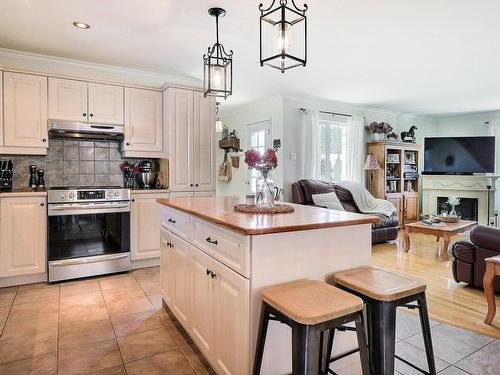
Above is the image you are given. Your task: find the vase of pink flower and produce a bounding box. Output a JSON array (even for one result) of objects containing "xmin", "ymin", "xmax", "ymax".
[{"xmin": 244, "ymin": 148, "xmax": 278, "ymax": 207}]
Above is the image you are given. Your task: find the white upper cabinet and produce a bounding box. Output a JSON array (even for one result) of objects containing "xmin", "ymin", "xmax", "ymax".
[
  {"xmin": 88, "ymin": 83, "xmax": 124, "ymax": 125},
  {"xmin": 193, "ymin": 91, "xmax": 216, "ymax": 191},
  {"xmin": 0, "ymin": 72, "xmax": 3, "ymax": 147},
  {"xmin": 3, "ymin": 72, "xmax": 48, "ymax": 154},
  {"xmin": 165, "ymin": 88, "xmax": 194, "ymax": 191},
  {"xmin": 122, "ymin": 88, "xmax": 163, "ymax": 156},
  {"xmin": 165, "ymin": 88, "xmax": 215, "ymax": 192},
  {"xmin": 49, "ymin": 78, "xmax": 124, "ymax": 125},
  {"xmin": 49, "ymin": 77, "xmax": 87, "ymax": 122}
]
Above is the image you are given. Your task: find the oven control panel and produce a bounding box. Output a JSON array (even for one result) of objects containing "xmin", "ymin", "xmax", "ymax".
[
  {"xmin": 48, "ymin": 188, "xmax": 131, "ymax": 204},
  {"xmin": 78, "ymin": 190, "xmax": 105, "ymax": 200}
]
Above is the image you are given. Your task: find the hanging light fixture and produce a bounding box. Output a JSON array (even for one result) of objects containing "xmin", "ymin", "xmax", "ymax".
[
  {"xmin": 215, "ymin": 102, "xmax": 223, "ymax": 132},
  {"xmin": 259, "ymin": 0, "xmax": 307, "ymax": 73},
  {"xmin": 204, "ymin": 7, "xmax": 233, "ymax": 98}
]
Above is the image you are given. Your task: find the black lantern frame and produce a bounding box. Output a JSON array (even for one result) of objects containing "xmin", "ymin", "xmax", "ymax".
[
  {"xmin": 259, "ymin": 0, "xmax": 307, "ymax": 73},
  {"xmin": 203, "ymin": 7, "xmax": 233, "ymax": 99}
]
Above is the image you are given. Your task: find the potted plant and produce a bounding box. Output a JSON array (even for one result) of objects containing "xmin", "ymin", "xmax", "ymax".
[
  {"xmin": 366, "ymin": 122, "xmax": 393, "ymax": 141},
  {"xmin": 244, "ymin": 148, "xmax": 278, "ymax": 207}
]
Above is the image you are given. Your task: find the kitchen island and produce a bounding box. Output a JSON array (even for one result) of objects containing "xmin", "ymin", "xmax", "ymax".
[{"xmin": 158, "ymin": 196, "xmax": 378, "ymax": 375}]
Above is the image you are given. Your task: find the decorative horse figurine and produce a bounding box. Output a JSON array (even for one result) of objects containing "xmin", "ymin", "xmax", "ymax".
[{"xmin": 401, "ymin": 126, "xmax": 418, "ymax": 143}]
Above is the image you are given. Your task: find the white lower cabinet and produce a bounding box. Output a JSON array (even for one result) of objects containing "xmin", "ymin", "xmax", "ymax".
[
  {"xmin": 0, "ymin": 195, "xmax": 47, "ymax": 277},
  {"xmin": 130, "ymin": 192, "xmax": 169, "ymax": 260},
  {"xmin": 161, "ymin": 223, "xmax": 250, "ymax": 375}
]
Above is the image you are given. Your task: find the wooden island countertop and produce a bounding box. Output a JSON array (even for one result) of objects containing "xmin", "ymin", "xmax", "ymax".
[{"xmin": 157, "ymin": 196, "xmax": 378, "ymax": 235}]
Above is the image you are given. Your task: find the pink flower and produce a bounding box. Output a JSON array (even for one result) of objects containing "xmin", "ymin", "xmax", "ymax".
[
  {"xmin": 263, "ymin": 149, "xmax": 278, "ymax": 169},
  {"xmin": 244, "ymin": 149, "xmax": 262, "ymax": 169}
]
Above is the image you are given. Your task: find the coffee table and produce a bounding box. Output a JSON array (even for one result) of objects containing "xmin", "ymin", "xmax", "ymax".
[{"xmin": 403, "ymin": 220, "xmax": 477, "ymax": 261}]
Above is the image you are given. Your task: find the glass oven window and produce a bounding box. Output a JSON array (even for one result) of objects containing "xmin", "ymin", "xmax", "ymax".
[{"xmin": 48, "ymin": 212, "xmax": 130, "ymax": 261}]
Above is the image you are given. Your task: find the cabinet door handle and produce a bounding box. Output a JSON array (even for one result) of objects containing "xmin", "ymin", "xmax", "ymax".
[
  {"xmin": 83, "ymin": 113, "xmax": 87, "ymax": 117},
  {"xmin": 168, "ymin": 218, "xmax": 176, "ymax": 224},
  {"xmin": 206, "ymin": 269, "xmax": 211, "ymax": 276},
  {"xmin": 210, "ymin": 272, "xmax": 216, "ymax": 279},
  {"xmin": 131, "ymin": 199, "xmax": 135, "ymax": 202},
  {"xmin": 89, "ymin": 113, "xmax": 94, "ymax": 117},
  {"xmin": 190, "ymin": 184, "xmax": 193, "ymax": 187},
  {"xmin": 42, "ymin": 138, "xmax": 47, "ymax": 143},
  {"xmin": 195, "ymin": 184, "xmax": 199, "ymax": 187},
  {"xmin": 126, "ymin": 142, "xmax": 130, "ymax": 146},
  {"xmin": 206, "ymin": 237, "xmax": 218, "ymax": 245},
  {"xmin": 40, "ymin": 203, "xmax": 45, "ymax": 206}
]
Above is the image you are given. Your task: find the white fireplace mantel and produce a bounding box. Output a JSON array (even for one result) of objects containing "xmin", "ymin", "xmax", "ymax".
[{"xmin": 422, "ymin": 175, "xmax": 498, "ymax": 225}]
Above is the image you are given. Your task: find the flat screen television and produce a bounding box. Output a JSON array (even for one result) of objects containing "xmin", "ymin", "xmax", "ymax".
[{"xmin": 423, "ymin": 136, "xmax": 495, "ymax": 175}]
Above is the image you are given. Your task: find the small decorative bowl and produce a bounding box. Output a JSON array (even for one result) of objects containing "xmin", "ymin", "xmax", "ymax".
[{"xmin": 439, "ymin": 215, "xmax": 460, "ymax": 223}]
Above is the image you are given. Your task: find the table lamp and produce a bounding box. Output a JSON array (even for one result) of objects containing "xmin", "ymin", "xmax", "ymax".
[{"xmin": 363, "ymin": 154, "xmax": 381, "ymax": 194}]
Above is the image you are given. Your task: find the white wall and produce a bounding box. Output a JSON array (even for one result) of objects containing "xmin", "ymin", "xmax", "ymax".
[{"xmin": 217, "ymin": 96, "xmax": 284, "ymax": 197}]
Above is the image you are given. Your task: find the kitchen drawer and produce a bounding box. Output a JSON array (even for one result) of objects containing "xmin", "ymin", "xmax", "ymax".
[
  {"xmin": 160, "ymin": 206, "xmax": 190, "ymax": 240},
  {"xmin": 192, "ymin": 218, "xmax": 250, "ymax": 278}
]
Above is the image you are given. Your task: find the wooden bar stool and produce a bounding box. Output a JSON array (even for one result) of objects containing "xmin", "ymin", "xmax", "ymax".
[
  {"xmin": 253, "ymin": 279, "xmax": 370, "ymax": 375},
  {"xmin": 483, "ymin": 255, "xmax": 500, "ymax": 324},
  {"xmin": 333, "ymin": 267, "xmax": 436, "ymax": 375}
]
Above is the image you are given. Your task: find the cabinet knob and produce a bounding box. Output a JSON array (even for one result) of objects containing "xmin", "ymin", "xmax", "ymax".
[
  {"xmin": 206, "ymin": 237, "xmax": 218, "ymax": 245},
  {"xmin": 83, "ymin": 113, "xmax": 87, "ymax": 117},
  {"xmin": 168, "ymin": 218, "xmax": 176, "ymax": 224},
  {"xmin": 89, "ymin": 113, "xmax": 94, "ymax": 117},
  {"xmin": 131, "ymin": 199, "xmax": 135, "ymax": 202},
  {"xmin": 206, "ymin": 269, "xmax": 211, "ymax": 276},
  {"xmin": 195, "ymin": 184, "xmax": 199, "ymax": 187},
  {"xmin": 190, "ymin": 184, "xmax": 193, "ymax": 187},
  {"xmin": 210, "ymin": 272, "xmax": 216, "ymax": 279},
  {"xmin": 42, "ymin": 138, "xmax": 47, "ymax": 143},
  {"xmin": 126, "ymin": 142, "xmax": 130, "ymax": 146},
  {"xmin": 40, "ymin": 203, "xmax": 45, "ymax": 206}
]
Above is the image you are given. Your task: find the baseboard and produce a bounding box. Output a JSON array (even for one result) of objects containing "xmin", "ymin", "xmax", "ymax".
[
  {"xmin": 131, "ymin": 257, "xmax": 160, "ymax": 269},
  {"xmin": 0, "ymin": 272, "xmax": 47, "ymax": 288}
]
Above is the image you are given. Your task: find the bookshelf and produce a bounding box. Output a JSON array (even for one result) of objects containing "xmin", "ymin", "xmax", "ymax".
[{"xmin": 367, "ymin": 141, "xmax": 420, "ymax": 227}]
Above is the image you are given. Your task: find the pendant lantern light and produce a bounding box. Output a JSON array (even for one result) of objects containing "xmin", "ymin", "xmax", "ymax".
[
  {"xmin": 259, "ymin": 0, "xmax": 307, "ymax": 73},
  {"xmin": 203, "ymin": 7, "xmax": 233, "ymax": 98}
]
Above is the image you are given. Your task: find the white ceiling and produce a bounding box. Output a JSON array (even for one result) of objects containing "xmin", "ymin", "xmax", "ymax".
[{"xmin": 1, "ymin": 0, "xmax": 500, "ymax": 115}]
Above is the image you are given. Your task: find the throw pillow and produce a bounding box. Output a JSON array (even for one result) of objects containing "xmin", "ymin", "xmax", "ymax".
[{"xmin": 311, "ymin": 191, "xmax": 345, "ymax": 211}]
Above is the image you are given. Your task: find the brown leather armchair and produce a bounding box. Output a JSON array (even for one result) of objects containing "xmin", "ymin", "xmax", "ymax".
[
  {"xmin": 291, "ymin": 179, "xmax": 399, "ymax": 244},
  {"xmin": 451, "ymin": 225, "xmax": 500, "ymax": 292}
]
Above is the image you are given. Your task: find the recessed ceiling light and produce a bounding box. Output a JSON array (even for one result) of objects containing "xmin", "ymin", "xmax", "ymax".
[{"xmin": 73, "ymin": 22, "xmax": 90, "ymax": 29}]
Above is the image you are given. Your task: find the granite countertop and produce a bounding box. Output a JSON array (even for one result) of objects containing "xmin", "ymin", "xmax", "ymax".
[
  {"xmin": 131, "ymin": 188, "xmax": 170, "ymax": 194},
  {"xmin": 0, "ymin": 188, "xmax": 48, "ymax": 197},
  {"xmin": 157, "ymin": 196, "xmax": 379, "ymax": 235}
]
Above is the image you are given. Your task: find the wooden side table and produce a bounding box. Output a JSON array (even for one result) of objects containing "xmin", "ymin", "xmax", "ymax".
[
  {"xmin": 484, "ymin": 256, "xmax": 500, "ymax": 325},
  {"xmin": 403, "ymin": 220, "xmax": 477, "ymax": 261}
]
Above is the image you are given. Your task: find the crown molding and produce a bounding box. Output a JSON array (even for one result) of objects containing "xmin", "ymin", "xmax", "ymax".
[{"xmin": 0, "ymin": 48, "xmax": 202, "ymax": 89}]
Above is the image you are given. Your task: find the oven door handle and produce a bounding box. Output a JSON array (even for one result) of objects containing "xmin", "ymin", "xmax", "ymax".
[
  {"xmin": 48, "ymin": 203, "xmax": 130, "ymax": 216},
  {"xmin": 50, "ymin": 253, "xmax": 130, "ymax": 266}
]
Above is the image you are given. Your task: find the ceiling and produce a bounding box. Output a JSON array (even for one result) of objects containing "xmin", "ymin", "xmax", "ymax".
[{"xmin": 1, "ymin": 0, "xmax": 500, "ymax": 115}]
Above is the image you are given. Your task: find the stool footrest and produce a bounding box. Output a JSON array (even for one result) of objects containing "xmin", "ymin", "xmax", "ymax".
[
  {"xmin": 403, "ymin": 303, "xmax": 420, "ymax": 310},
  {"xmin": 335, "ymin": 325, "xmax": 357, "ymax": 332},
  {"xmin": 328, "ymin": 347, "xmax": 359, "ymax": 364},
  {"xmin": 395, "ymin": 354, "xmax": 431, "ymax": 375}
]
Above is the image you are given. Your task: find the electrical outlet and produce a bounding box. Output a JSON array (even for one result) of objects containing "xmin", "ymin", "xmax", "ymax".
[{"xmin": 289, "ymin": 153, "xmax": 297, "ymax": 161}]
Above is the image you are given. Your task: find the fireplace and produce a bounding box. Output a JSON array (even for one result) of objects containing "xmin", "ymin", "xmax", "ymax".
[{"xmin": 437, "ymin": 196, "xmax": 478, "ymax": 221}]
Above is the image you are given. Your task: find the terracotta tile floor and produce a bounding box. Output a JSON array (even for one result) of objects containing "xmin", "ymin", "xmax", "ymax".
[{"xmin": 0, "ymin": 267, "xmax": 214, "ymax": 375}]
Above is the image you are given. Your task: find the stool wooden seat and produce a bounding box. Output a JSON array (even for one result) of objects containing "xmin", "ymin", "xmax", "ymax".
[
  {"xmin": 333, "ymin": 267, "xmax": 436, "ymax": 375},
  {"xmin": 253, "ymin": 279, "xmax": 370, "ymax": 375},
  {"xmin": 333, "ymin": 266, "xmax": 426, "ymax": 301},
  {"xmin": 262, "ymin": 279, "xmax": 363, "ymax": 325}
]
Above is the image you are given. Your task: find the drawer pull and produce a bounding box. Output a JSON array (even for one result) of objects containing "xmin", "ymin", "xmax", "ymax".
[
  {"xmin": 206, "ymin": 237, "xmax": 218, "ymax": 245},
  {"xmin": 206, "ymin": 269, "xmax": 211, "ymax": 276},
  {"xmin": 168, "ymin": 218, "xmax": 176, "ymax": 224},
  {"xmin": 210, "ymin": 272, "xmax": 217, "ymax": 279}
]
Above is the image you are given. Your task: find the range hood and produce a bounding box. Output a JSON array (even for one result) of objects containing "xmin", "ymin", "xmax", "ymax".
[{"xmin": 48, "ymin": 121, "xmax": 124, "ymax": 141}]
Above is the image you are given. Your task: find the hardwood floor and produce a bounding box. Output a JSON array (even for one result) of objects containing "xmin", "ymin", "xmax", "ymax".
[{"xmin": 372, "ymin": 231, "xmax": 500, "ymax": 339}]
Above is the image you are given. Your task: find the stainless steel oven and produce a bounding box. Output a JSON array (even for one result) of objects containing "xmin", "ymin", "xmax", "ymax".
[{"xmin": 47, "ymin": 187, "xmax": 131, "ymax": 282}]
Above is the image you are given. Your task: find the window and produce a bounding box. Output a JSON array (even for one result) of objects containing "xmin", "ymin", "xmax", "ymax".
[
  {"xmin": 319, "ymin": 119, "xmax": 348, "ymax": 181},
  {"xmin": 246, "ymin": 120, "xmax": 270, "ymax": 193}
]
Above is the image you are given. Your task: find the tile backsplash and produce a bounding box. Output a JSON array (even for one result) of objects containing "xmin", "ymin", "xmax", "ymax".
[{"xmin": 3, "ymin": 139, "xmax": 153, "ymax": 189}]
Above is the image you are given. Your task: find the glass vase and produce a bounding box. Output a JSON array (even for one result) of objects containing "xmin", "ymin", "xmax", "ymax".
[
  {"xmin": 255, "ymin": 169, "xmax": 275, "ymax": 208},
  {"xmin": 449, "ymin": 205, "xmax": 457, "ymax": 216}
]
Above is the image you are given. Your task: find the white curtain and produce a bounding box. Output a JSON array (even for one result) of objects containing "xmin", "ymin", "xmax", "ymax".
[
  {"xmin": 344, "ymin": 115, "xmax": 365, "ymax": 184},
  {"xmin": 301, "ymin": 109, "xmax": 320, "ymax": 179}
]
